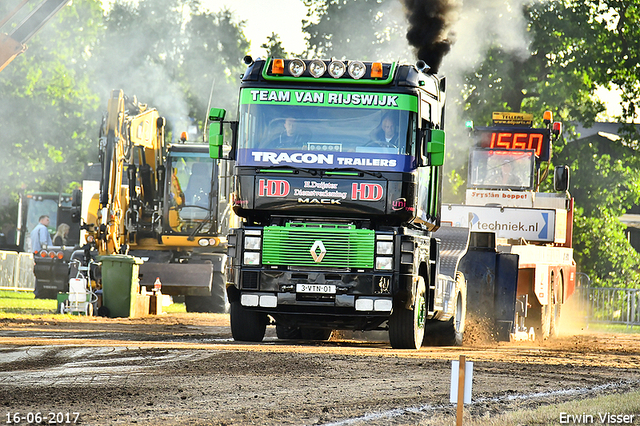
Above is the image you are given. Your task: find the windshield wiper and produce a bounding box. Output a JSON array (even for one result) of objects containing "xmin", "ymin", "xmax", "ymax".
[
  {"xmin": 324, "ymin": 168, "xmax": 385, "ymax": 179},
  {"xmin": 256, "ymin": 166, "xmax": 318, "ymax": 175}
]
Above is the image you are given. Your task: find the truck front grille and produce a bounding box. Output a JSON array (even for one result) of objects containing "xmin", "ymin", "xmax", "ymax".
[{"xmin": 262, "ymin": 223, "xmax": 374, "ymax": 269}]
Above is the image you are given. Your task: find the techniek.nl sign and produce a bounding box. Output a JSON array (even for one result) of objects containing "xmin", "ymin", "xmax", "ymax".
[
  {"xmin": 238, "ymin": 149, "xmax": 414, "ymax": 172},
  {"xmin": 442, "ymin": 205, "xmax": 556, "ymax": 242}
]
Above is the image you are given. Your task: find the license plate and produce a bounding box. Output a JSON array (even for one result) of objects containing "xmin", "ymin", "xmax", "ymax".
[{"xmin": 296, "ymin": 284, "xmax": 336, "ymax": 294}]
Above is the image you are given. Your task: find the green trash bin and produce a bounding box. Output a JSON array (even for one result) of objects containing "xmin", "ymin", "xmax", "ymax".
[{"xmin": 99, "ymin": 254, "xmax": 143, "ymax": 318}]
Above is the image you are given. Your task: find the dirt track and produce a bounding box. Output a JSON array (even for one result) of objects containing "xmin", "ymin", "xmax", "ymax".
[{"xmin": 1, "ymin": 311, "xmax": 640, "ymax": 426}]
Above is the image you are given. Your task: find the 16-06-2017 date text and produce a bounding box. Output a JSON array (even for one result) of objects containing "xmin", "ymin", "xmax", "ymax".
[{"xmin": 6, "ymin": 412, "xmax": 79, "ymax": 424}]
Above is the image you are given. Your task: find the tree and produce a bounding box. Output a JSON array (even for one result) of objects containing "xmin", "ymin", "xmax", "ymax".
[
  {"xmin": 93, "ymin": 0, "xmax": 249, "ymax": 133},
  {"xmin": 261, "ymin": 33, "xmax": 288, "ymax": 58},
  {"xmin": 0, "ymin": 1, "xmax": 104, "ymax": 226},
  {"xmin": 555, "ymin": 138, "xmax": 640, "ymax": 286},
  {"xmin": 0, "ymin": 0, "xmax": 250, "ymax": 230},
  {"xmin": 181, "ymin": 7, "xmax": 249, "ymax": 124},
  {"xmin": 451, "ymin": 0, "xmax": 640, "ymax": 286},
  {"xmin": 302, "ymin": 0, "xmax": 412, "ymax": 61}
]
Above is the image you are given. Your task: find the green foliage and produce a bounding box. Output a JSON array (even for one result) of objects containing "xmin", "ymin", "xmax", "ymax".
[
  {"xmin": 0, "ymin": 1, "xmax": 104, "ymax": 225},
  {"xmin": 93, "ymin": 0, "xmax": 249, "ymax": 128},
  {"xmin": 261, "ymin": 33, "xmax": 289, "ymax": 58},
  {"xmin": 0, "ymin": 0, "xmax": 249, "ymax": 229},
  {"xmin": 558, "ymin": 142, "xmax": 640, "ymax": 217},
  {"xmin": 573, "ymin": 213, "xmax": 640, "ymax": 286},
  {"xmin": 555, "ymin": 138, "xmax": 640, "ymax": 286}
]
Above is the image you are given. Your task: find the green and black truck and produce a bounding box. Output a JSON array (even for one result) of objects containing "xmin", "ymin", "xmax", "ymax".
[{"xmin": 209, "ymin": 57, "xmax": 469, "ymax": 349}]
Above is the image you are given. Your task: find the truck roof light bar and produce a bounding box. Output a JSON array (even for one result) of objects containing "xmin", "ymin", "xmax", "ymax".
[
  {"xmin": 289, "ymin": 58, "xmax": 305, "ymax": 77},
  {"xmin": 348, "ymin": 60, "xmax": 366, "ymax": 79},
  {"xmin": 261, "ymin": 58, "xmax": 396, "ymax": 84},
  {"xmin": 328, "ymin": 60, "xmax": 346, "ymax": 78},
  {"xmin": 309, "ymin": 59, "xmax": 326, "ymax": 78}
]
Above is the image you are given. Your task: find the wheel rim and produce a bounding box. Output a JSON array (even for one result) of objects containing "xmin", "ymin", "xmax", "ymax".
[
  {"xmin": 416, "ymin": 295, "xmax": 426, "ymax": 330},
  {"xmin": 454, "ymin": 293, "xmax": 463, "ymax": 332},
  {"xmin": 413, "ymin": 278, "xmax": 426, "ymax": 347}
]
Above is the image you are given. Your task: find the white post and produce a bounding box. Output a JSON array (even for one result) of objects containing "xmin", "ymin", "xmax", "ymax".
[{"xmin": 450, "ymin": 355, "xmax": 473, "ymax": 425}]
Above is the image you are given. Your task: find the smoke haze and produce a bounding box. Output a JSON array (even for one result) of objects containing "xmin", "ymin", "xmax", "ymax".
[
  {"xmin": 401, "ymin": 0, "xmax": 462, "ymax": 73},
  {"xmin": 396, "ymin": 0, "xmax": 534, "ymax": 198}
]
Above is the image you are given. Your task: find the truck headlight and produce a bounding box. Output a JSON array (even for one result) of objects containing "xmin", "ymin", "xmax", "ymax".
[
  {"xmin": 244, "ymin": 236, "xmax": 262, "ymax": 250},
  {"xmin": 243, "ymin": 252, "xmax": 261, "ymax": 265},
  {"xmin": 375, "ymin": 256, "xmax": 393, "ymax": 270},
  {"xmin": 376, "ymin": 241, "xmax": 393, "ymax": 255}
]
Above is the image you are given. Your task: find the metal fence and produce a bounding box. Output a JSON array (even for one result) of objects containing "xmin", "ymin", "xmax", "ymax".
[
  {"xmin": 576, "ymin": 273, "xmax": 640, "ymax": 328},
  {"xmin": 0, "ymin": 250, "xmax": 35, "ymax": 291}
]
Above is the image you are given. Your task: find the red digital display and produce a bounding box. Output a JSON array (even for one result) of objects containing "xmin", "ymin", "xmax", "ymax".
[{"xmin": 476, "ymin": 128, "xmax": 551, "ymax": 161}]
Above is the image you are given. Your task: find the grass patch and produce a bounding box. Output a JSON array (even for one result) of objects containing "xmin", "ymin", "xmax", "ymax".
[
  {"xmin": 426, "ymin": 389, "xmax": 640, "ymax": 426},
  {"xmin": 0, "ymin": 289, "xmax": 187, "ymax": 316},
  {"xmin": 0, "ymin": 290, "xmax": 57, "ymax": 315},
  {"xmin": 164, "ymin": 301, "xmax": 186, "ymax": 313},
  {"xmin": 584, "ymin": 322, "xmax": 640, "ymax": 334},
  {"xmin": 462, "ymin": 389, "xmax": 640, "ymax": 426}
]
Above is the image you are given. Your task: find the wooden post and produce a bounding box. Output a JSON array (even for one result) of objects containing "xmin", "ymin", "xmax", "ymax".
[{"xmin": 456, "ymin": 354, "xmax": 466, "ymax": 426}]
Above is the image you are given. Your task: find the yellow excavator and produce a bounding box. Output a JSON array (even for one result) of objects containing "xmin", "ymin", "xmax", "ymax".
[{"xmin": 75, "ymin": 89, "xmax": 234, "ymax": 312}]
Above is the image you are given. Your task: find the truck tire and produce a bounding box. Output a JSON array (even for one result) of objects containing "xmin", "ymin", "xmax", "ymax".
[
  {"xmin": 549, "ymin": 301, "xmax": 562, "ymax": 337},
  {"xmin": 527, "ymin": 301, "xmax": 551, "ymax": 342},
  {"xmin": 230, "ymin": 301, "xmax": 267, "ymax": 342},
  {"xmin": 276, "ymin": 324, "xmax": 303, "ymax": 340},
  {"xmin": 185, "ymin": 272, "xmax": 228, "ymax": 313},
  {"xmin": 389, "ymin": 276, "xmax": 426, "ymax": 350},
  {"xmin": 423, "ymin": 272, "xmax": 467, "ymax": 346},
  {"xmin": 549, "ymin": 274, "xmax": 563, "ymax": 337}
]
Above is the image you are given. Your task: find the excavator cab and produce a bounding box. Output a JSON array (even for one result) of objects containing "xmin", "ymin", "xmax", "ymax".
[{"xmin": 165, "ymin": 148, "xmax": 216, "ymax": 233}]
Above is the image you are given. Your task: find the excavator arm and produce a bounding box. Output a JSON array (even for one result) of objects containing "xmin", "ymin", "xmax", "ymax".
[
  {"xmin": 0, "ymin": 0, "xmax": 70, "ymax": 72},
  {"xmin": 94, "ymin": 89, "xmax": 165, "ymax": 256}
]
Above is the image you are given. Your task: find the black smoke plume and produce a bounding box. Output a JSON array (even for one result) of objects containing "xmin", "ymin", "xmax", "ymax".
[{"xmin": 401, "ymin": 0, "xmax": 462, "ymax": 73}]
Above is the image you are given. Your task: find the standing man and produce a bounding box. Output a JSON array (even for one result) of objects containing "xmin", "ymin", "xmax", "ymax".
[{"xmin": 30, "ymin": 215, "xmax": 53, "ymax": 252}]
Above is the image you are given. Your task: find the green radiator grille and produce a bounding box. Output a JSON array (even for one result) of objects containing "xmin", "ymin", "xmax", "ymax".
[{"xmin": 262, "ymin": 223, "xmax": 374, "ymax": 268}]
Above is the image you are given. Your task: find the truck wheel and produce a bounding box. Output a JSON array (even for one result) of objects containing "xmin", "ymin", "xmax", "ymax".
[
  {"xmin": 389, "ymin": 276, "xmax": 426, "ymax": 350},
  {"xmin": 300, "ymin": 328, "xmax": 333, "ymax": 341},
  {"xmin": 527, "ymin": 301, "xmax": 551, "ymax": 342},
  {"xmin": 549, "ymin": 298, "xmax": 562, "ymax": 338},
  {"xmin": 185, "ymin": 272, "xmax": 228, "ymax": 313},
  {"xmin": 230, "ymin": 301, "xmax": 267, "ymax": 342},
  {"xmin": 276, "ymin": 324, "xmax": 303, "ymax": 339},
  {"xmin": 549, "ymin": 275, "xmax": 563, "ymax": 337},
  {"xmin": 423, "ymin": 272, "xmax": 467, "ymax": 346}
]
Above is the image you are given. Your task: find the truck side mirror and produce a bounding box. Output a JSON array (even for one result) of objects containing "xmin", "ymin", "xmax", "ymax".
[
  {"xmin": 426, "ymin": 129, "xmax": 445, "ymax": 167},
  {"xmin": 554, "ymin": 165, "xmax": 570, "ymax": 192},
  {"xmin": 208, "ymin": 107, "xmax": 226, "ymax": 159}
]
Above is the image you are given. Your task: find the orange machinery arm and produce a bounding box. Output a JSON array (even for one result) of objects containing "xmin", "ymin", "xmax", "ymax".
[{"xmin": 0, "ymin": 0, "xmax": 69, "ymax": 72}]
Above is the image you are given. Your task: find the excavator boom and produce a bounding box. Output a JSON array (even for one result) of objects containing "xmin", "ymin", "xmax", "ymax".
[{"xmin": 0, "ymin": 0, "xmax": 69, "ymax": 72}]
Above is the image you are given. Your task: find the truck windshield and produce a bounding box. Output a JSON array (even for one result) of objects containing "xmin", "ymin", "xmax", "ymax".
[
  {"xmin": 236, "ymin": 89, "xmax": 418, "ymax": 172},
  {"xmin": 468, "ymin": 149, "xmax": 535, "ymax": 190},
  {"xmin": 239, "ymin": 104, "xmax": 414, "ymax": 154}
]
